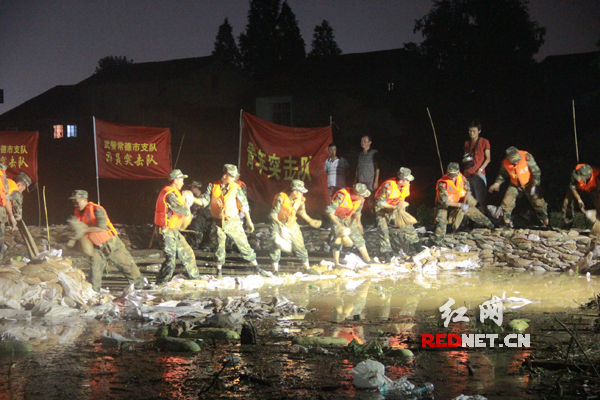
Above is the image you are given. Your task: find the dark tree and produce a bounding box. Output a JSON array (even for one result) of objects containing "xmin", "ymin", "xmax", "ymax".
[
  {"xmin": 212, "ymin": 18, "xmax": 242, "ymax": 68},
  {"xmin": 95, "ymin": 56, "xmax": 133, "ymax": 73},
  {"xmin": 238, "ymin": 0, "xmax": 281, "ymax": 77},
  {"xmin": 276, "ymin": 1, "xmax": 306, "ymax": 66},
  {"xmin": 308, "ymin": 20, "xmax": 342, "ymax": 57},
  {"xmin": 414, "ymin": 0, "xmax": 545, "ymax": 75}
]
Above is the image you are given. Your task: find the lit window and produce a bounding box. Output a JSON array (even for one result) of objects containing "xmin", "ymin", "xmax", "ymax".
[
  {"xmin": 53, "ymin": 125, "xmax": 63, "ymax": 139},
  {"xmin": 67, "ymin": 125, "xmax": 77, "ymax": 138}
]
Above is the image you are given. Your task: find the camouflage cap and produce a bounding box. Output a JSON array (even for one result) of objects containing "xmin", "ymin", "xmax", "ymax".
[
  {"xmin": 506, "ymin": 146, "xmax": 521, "ymax": 163},
  {"xmin": 353, "ymin": 182, "xmax": 371, "ymax": 198},
  {"xmin": 397, "ymin": 167, "xmax": 414, "ymax": 181},
  {"xmin": 447, "ymin": 162, "xmax": 460, "ymax": 177},
  {"xmin": 14, "ymin": 172, "xmax": 32, "ymax": 187},
  {"xmin": 223, "ymin": 164, "xmax": 238, "ymax": 177},
  {"xmin": 69, "ymin": 190, "xmax": 88, "ymax": 200},
  {"xmin": 290, "ymin": 179, "xmax": 308, "ymax": 193},
  {"xmin": 575, "ymin": 164, "xmax": 593, "ymax": 180},
  {"xmin": 190, "ymin": 180, "xmax": 202, "ymax": 188},
  {"xmin": 168, "ymin": 169, "xmax": 188, "ymax": 180}
]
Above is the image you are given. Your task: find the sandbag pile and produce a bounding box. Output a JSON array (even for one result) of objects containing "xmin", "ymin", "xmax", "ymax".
[
  {"xmin": 0, "ymin": 253, "xmax": 111, "ymax": 314},
  {"xmin": 438, "ymin": 228, "xmax": 594, "ymax": 273}
]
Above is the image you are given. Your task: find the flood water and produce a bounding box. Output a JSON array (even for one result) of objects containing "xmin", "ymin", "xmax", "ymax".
[{"xmin": 1, "ymin": 268, "xmax": 598, "ymax": 399}]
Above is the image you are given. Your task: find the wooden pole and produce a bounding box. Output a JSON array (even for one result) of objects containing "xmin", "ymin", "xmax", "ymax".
[
  {"xmin": 572, "ymin": 99, "xmax": 579, "ymax": 163},
  {"xmin": 427, "ymin": 108, "xmax": 445, "ymax": 175},
  {"xmin": 93, "ymin": 116, "xmax": 101, "ymax": 205},
  {"xmin": 238, "ymin": 109, "xmax": 243, "ymax": 168},
  {"xmin": 42, "ymin": 186, "xmax": 50, "ymax": 250},
  {"xmin": 36, "ymin": 183, "xmax": 41, "ymax": 226},
  {"xmin": 173, "ymin": 133, "xmax": 185, "ymax": 169}
]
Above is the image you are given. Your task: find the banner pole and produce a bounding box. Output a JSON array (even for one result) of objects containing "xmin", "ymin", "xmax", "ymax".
[
  {"xmin": 173, "ymin": 133, "xmax": 185, "ymax": 169},
  {"xmin": 93, "ymin": 116, "xmax": 101, "ymax": 205},
  {"xmin": 426, "ymin": 108, "xmax": 444, "ymax": 176},
  {"xmin": 36, "ymin": 184, "xmax": 41, "ymax": 227},
  {"xmin": 572, "ymin": 99, "xmax": 579, "ymax": 164},
  {"xmin": 238, "ymin": 109, "xmax": 243, "ymax": 168}
]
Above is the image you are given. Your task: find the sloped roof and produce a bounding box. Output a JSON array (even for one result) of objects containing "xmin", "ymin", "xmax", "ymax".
[
  {"xmin": 82, "ymin": 54, "xmax": 244, "ymax": 85},
  {"xmin": 0, "ymin": 85, "xmax": 82, "ymax": 121},
  {"xmin": 538, "ymin": 51, "xmax": 599, "ymax": 73}
]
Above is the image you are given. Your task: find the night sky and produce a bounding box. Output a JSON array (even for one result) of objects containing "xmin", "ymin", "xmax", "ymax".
[{"xmin": 1, "ymin": 0, "xmax": 599, "ymax": 114}]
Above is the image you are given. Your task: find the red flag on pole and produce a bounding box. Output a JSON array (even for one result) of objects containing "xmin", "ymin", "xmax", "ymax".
[
  {"xmin": 95, "ymin": 119, "xmax": 171, "ymax": 179},
  {"xmin": 0, "ymin": 131, "xmax": 39, "ymax": 182},
  {"xmin": 239, "ymin": 111, "xmax": 332, "ymax": 213}
]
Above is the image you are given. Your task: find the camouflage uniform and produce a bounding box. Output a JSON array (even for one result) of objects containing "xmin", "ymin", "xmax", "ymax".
[
  {"xmin": 90, "ymin": 235, "xmax": 143, "ymax": 292},
  {"xmin": 0, "ymin": 206, "xmax": 6, "ymax": 259},
  {"xmin": 8, "ymin": 191, "xmax": 23, "ymax": 221},
  {"xmin": 188, "ymin": 201, "xmax": 214, "ymax": 249},
  {"xmin": 156, "ymin": 185, "xmax": 199, "ymax": 284},
  {"xmin": 268, "ymin": 193, "xmax": 309, "ymax": 265},
  {"xmin": 562, "ymin": 165, "xmax": 600, "ymax": 231},
  {"xmin": 0, "ymin": 166, "xmax": 10, "ymax": 259},
  {"xmin": 434, "ymin": 167, "xmax": 494, "ymax": 245},
  {"xmin": 326, "ymin": 192, "xmax": 366, "ymax": 251},
  {"xmin": 7, "ymin": 172, "xmax": 32, "ymax": 223},
  {"xmin": 198, "ymin": 181, "xmax": 256, "ymax": 266},
  {"xmin": 70, "ymin": 191, "xmax": 143, "ymax": 291},
  {"xmin": 494, "ymin": 150, "xmax": 548, "ymax": 224},
  {"xmin": 156, "ymin": 226, "xmax": 199, "ymax": 283},
  {"xmin": 375, "ymin": 179, "xmax": 420, "ymax": 255}
]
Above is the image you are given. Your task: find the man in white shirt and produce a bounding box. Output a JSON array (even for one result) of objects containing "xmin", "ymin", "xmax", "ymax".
[{"xmin": 324, "ymin": 143, "xmax": 350, "ymax": 198}]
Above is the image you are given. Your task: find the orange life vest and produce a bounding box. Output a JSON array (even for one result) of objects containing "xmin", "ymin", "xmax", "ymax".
[
  {"xmin": 0, "ymin": 170, "xmax": 7, "ymax": 207},
  {"xmin": 436, "ymin": 174, "xmax": 467, "ymax": 203},
  {"xmin": 333, "ymin": 188, "xmax": 363, "ymax": 219},
  {"xmin": 375, "ymin": 179, "xmax": 410, "ymax": 206},
  {"xmin": 74, "ymin": 202, "xmax": 118, "ymax": 246},
  {"xmin": 7, "ymin": 179, "xmax": 18, "ymax": 195},
  {"xmin": 275, "ymin": 192, "xmax": 303, "ymax": 223},
  {"xmin": 502, "ymin": 150, "xmax": 531, "ymax": 187},
  {"xmin": 211, "ymin": 181, "xmax": 240, "ymax": 220},
  {"xmin": 155, "ymin": 186, "xmax": 185, "ymax": 228},
  {"xmin": 575, "ymin": 164, "xmax": 600, "ymax": 193}
]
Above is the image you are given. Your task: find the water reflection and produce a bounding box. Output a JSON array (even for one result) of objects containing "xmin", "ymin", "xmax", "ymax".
[{"xmin": 252, "ymin": 269, "xmax": 600, "ymax": 318}]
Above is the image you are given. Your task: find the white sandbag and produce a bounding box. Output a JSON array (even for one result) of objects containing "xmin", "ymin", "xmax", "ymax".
[{"xmin": 0, "ymin": 277, "xmax": 24, "ymax": 309}]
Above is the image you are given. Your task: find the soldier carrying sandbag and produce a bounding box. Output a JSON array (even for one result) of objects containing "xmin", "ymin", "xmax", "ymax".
[
  {"xmin": 374, "ymin": 167, "xmax": 425, "ymax": 261},
  {"xmin": 326, "ymin": 183, "xmax": 373, "ymax": 269},
  {"xmin": 70, "ymin": 190, "xmax": 144, "ymax": 291},
  {"xmin": 268, "ymin": 179, "xmax": 322, "ymax": 276},
  {"xmin": 154, "ymin": 169, "xmax": 200, "ymax": 284},
  {"xmin": 433, "ymin": 163, "xmax": 494, "ymax": 246},
  {"xmin": 562, "ymin": 164, "xmax": 600, "ymax": 233}
]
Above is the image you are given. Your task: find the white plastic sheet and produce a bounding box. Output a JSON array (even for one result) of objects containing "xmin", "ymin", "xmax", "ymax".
[{"xmin": 349, "ymin": 360, "xmax": 392, "ymax": 389}]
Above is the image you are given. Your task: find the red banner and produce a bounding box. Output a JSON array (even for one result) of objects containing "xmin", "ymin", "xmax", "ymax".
[
  {"xmin": 95, "ymin": 118, "xmax": 171, "ymax": 179},
  {"xmin": 239, "ymin": 111, "xmax": 332, "ymax": 213},
  {"xmin": 0, "ymin": 131, "xmax": 39, "ymax": 182}
]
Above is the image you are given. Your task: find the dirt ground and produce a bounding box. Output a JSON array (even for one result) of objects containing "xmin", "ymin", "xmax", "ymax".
[{"xmin": 2, "ymin": 246, "xmax": 600, "ymax": 400}]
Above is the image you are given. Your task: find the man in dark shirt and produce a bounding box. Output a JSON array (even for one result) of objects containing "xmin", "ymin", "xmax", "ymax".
[
  {"xmin": 356, "ymin": 135, "xmax": 380, "ymax": 224},
  {"xmin": 462, "ymin": 120, "xmax": 491, "ymax": 213}
]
